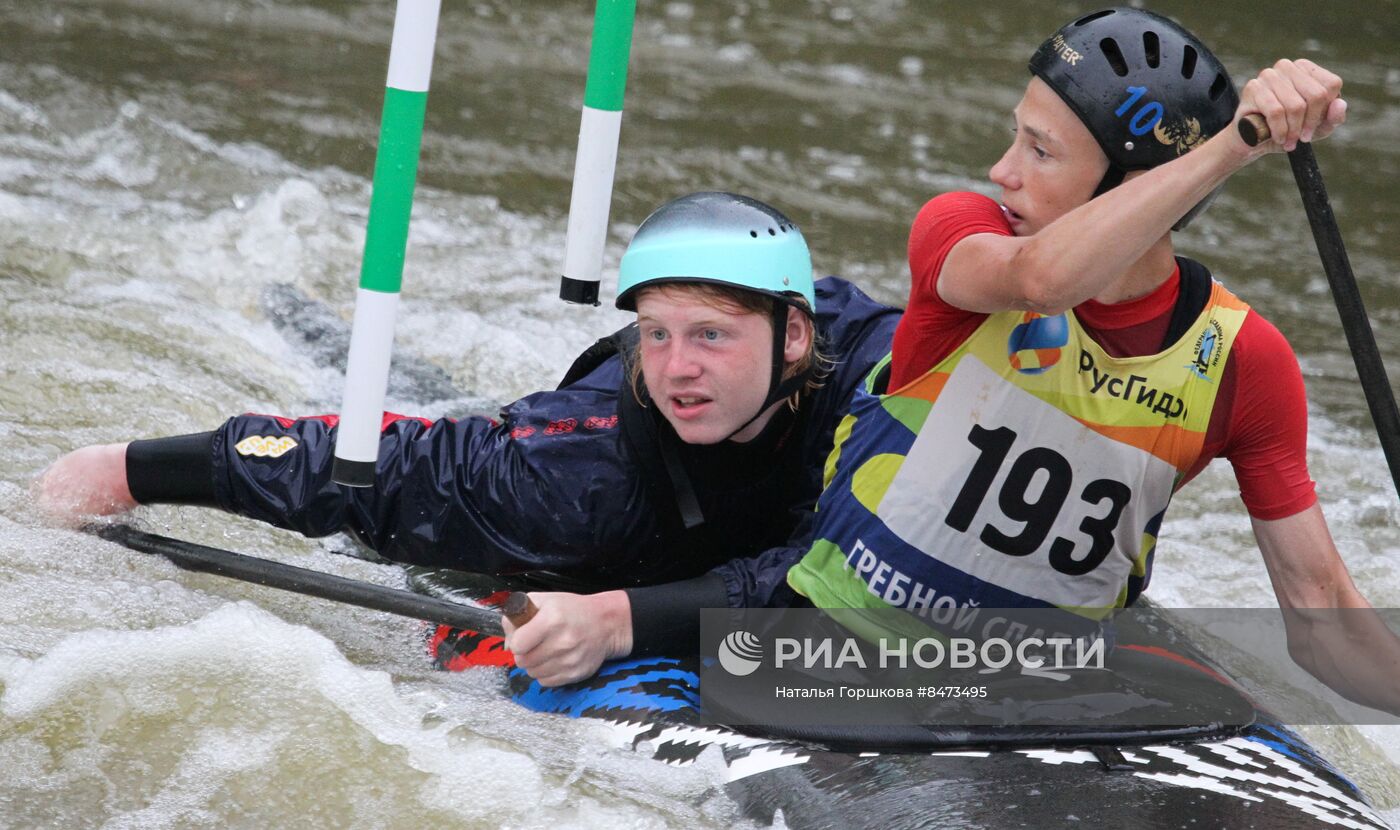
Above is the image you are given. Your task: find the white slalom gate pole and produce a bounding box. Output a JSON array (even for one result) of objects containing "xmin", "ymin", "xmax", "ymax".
[
  {"xmin": 557, "ymin": 0, "xmax": 637, "ymax": 306},
  {"xmin": 332, "ymin": 0, "xmax": 441, "ymax": 486}
]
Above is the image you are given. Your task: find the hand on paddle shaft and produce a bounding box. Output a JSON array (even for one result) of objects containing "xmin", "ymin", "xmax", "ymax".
[
  {"xmin": 1235, "ymin": 59, "xmax": 1346, "ymax": 155},
  {"xmin": 502, "ymin": 590, "xmax": 634, "ymax": 687}
]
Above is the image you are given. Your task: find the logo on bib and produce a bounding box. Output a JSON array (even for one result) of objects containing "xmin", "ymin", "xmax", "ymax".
[
  {"xmin": 1186, "ymin": 319, "xmax": 1225, "ymax": 382},
  {"xmin": 234, "ymin": 435, "xmax": 298, "ymax": 458},
  {"xmin": 1007, "ymin": 312, "xmax": 1069, "ymax": 375}
]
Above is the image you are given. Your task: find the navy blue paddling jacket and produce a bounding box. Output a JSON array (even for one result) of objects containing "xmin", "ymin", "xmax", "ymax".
[{"xmin": 126, "ymin": 277, "xmax": 900, "ymax": 654}]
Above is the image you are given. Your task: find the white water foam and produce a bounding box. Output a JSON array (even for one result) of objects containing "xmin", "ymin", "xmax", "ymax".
[{"xmin": 0, "ymin": 602, "xmax": 735, "ymax": 828}]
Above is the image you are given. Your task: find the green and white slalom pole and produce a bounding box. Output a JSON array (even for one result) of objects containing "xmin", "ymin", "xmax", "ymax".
[
  {"xmin": 332, "ymin": 0, "xmax": 440, "ymax": 487},
  {"xmin": 558, "ymin": 0, "xmax": 636, "ymax": 306}
]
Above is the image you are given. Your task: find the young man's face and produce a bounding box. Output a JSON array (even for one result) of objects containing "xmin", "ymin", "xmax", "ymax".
[
  {"xmin": 636, "ymin": 287, "xmax": 807, "ymax": 445},
  {"xmin": 989, "ymin": 76, "xmax": 1109, "ymax": 236}
]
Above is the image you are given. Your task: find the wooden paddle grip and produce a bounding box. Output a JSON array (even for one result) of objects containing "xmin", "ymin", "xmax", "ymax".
[
  {"xmin": 503, "ymin": 591, "xmax": 539, "ymax": 627},
  {"xmin": 1238, "ymin": 113, "xmax": 1270, "ymax": 147}
]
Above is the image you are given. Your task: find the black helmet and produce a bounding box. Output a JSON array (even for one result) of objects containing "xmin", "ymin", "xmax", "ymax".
[{"xmin": 1029, "ymin": 8, "xmax": 1239, "ymax": 227}]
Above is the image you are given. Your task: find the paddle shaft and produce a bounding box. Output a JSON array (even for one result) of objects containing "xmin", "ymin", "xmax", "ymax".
[
  {"xmin": 1238, "ymin": 114, "xmax": 1400, "ymax": 497},
  {"xmin": 96, "ymin": 525, "xmax": 506, "ymax": 637}
]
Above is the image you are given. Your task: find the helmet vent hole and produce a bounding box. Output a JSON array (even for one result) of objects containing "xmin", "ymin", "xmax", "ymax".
[
  {"xmin": 780, "ymin": 224, "xmax": 788, "ymax": 232},
  {"xmin": 768, "ymin": 227, "xmax": 776, "ymax": 236},
  {"xmin": 750, "ymin": 230, "xmax": 758, "ymax": 238},
  {"xmin": 1209, "ymin": 72, "xmax": 1228, "ymax": 100},
  {"xmin": 1074, "ymin": 9, "xmax": 1114, "ymax": 26},
  {"xmin": 1181, "ymin": 44, "xmax": 1198, "ymax": 79},
  {"xmin": 1100, "ymin": 38, "xmax": 1129, "ymax": 77},
  {"xmin": 1143, "ymin": 31, "xmax": 1160, "ymax": 68}
]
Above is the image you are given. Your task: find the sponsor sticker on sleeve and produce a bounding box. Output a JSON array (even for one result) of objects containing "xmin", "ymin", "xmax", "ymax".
[{"xmin": 234, "ymin": 435, "xmax": 299, "ymax": 458}]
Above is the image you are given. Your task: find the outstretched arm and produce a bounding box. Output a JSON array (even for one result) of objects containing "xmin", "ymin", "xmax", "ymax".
[
  {"xmin": 1253, "ymin": 505, "xmax": 1400, "ymax": 714},
  {"xmin": 36, "ymin": 429, "xmax": 218, "ymax": 525}
]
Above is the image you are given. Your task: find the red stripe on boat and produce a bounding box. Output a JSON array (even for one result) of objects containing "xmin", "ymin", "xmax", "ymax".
[
  {"xmin": 1118, "ymin": 644, "xmax": 1231, "ymax": 686},
  {"xmin": 430, "ymin": 624, "xmax": 517, "ymax": 671}
]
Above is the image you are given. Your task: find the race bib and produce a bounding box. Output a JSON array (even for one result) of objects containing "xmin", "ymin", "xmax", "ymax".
[{"xmin": 877, "ymin": 356, "xmax": 1175, "ymax": 609}]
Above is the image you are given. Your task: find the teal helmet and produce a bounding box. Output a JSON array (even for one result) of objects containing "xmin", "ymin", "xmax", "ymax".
[{"xmin": 615, "ymin": 192, "xmax": 815, "ymax": 312}]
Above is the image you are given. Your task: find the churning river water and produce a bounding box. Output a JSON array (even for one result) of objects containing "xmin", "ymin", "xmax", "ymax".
[{"xmin": 1, "ymin": 1, "xmax": 1398, "ymax": 827}]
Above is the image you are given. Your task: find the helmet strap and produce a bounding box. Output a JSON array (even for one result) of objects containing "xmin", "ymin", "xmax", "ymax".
[{"xmin": 722, "ymin": 301, "xmax": 813, "ymax": 442}]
